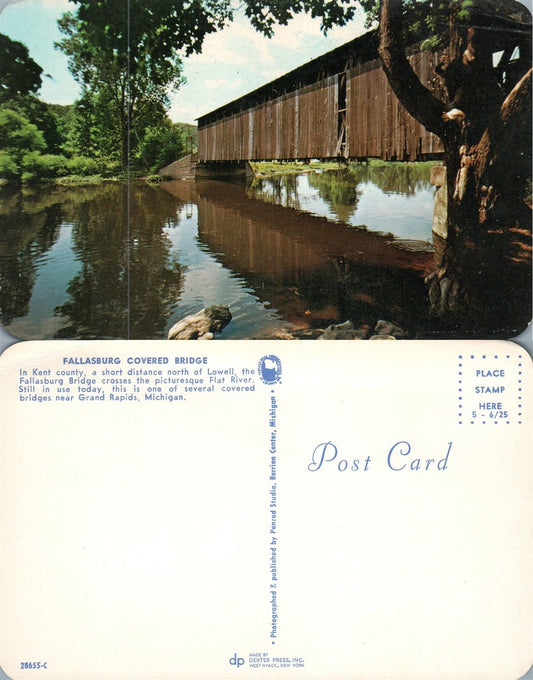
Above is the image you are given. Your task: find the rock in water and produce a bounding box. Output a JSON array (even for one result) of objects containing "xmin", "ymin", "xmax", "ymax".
[
  {"xmin": 168, "ymin": 306, "xmax": 232, "ymax": 340},
  {"xmin": 318, "ymin": 321, "xmax": 367, "ymax": 340},
  {"xmin": 373, "ymin": 320, "xmax": 407, "ymax": 338}
]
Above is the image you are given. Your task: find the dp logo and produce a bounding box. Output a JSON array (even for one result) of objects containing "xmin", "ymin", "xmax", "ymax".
[{"xmin": 229, "ymin": 654, "xmax": 245, "ymax": 668}]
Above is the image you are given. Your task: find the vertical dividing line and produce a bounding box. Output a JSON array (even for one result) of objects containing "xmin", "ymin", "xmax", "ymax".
[{"xmin": 126, "ymin": 0, "xmax": 131, "ymax": 338}]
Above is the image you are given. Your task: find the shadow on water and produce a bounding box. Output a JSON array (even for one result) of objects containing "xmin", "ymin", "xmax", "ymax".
[
  {"xmin": 164, "ymin": 178, "xmax": 434, "ymax": 338},
  {"xmin": 0, "ymin": 166, "xmax": 437, "ymax": 340}
]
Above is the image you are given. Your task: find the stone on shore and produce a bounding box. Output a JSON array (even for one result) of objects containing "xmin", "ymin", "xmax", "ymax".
[
  {"xmin": 168, "ymin": 305, "xmax": 232, "ymax": 340},
  {"xmin": 318, "ymin": 321, "xmax": 367, "ymax": 340},
  {"xmin": 372, "ymin": 320, "xmax": 407, "ymax": 338},
  {"xmin": 315, "ymin": 319, "xmax": 407, "ymax": 340}
]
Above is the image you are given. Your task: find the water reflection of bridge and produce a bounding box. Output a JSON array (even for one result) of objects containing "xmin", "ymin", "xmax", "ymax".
[{"xmin": 163, "ymin": 180, "xmax": 435, "ymax": 334}]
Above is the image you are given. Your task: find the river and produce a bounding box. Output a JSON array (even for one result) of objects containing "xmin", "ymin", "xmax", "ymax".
[{"xmin": 0, "ymin": 164, "xmax": 437, "ymax": 340}]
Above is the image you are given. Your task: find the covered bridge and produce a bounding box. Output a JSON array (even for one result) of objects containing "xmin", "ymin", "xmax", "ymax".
[{"xmin": 196, "ymin": 30, "xmax": 444, "ymax": 164}]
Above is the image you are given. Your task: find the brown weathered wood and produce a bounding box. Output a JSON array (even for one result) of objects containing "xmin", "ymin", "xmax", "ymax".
[{"xmin": 197, "ymin": 31, "xmax": 444, "ymax": 162}]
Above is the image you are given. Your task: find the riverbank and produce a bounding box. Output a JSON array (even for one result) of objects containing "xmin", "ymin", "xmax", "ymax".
[
  {"xmin": 56, "ymin": 174, "xmax": 172, "ymax": 186},
  {"xmin": 250, "ymin": 159, "xmax": 438, "ymax": 177},
  {"xmin": 0, "ymin": 173, "xmax": 168, "ymax": 188},
  {"xmin": 250, "ymin": 160, "xmax": 345, "ymax": 176},
  {"xmin": 0, "ymin": 159, "xmax": 439, "ymax": 188}
]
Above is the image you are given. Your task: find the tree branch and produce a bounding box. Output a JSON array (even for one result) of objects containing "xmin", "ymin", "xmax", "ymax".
[{"xmin": 378, "ymin": 0, "xmax": 448, "ymax": 138}]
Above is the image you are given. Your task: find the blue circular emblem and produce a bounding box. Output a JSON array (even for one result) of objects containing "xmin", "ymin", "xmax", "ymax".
[{"xmin": 258, "ymin": 355, "xmax": 282, "ymax": 384}]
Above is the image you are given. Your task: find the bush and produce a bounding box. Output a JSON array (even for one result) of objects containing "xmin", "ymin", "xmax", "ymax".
[
  {"xmin": 98, "ymin": 157, "xmax": 122, "ymax": 176},
  {"xmin": 0, "ymin": 107, "xmax": 46, "ymax": 153},
  {"xmin": 136, "ymin": 124, "xmax": 185, "ymax": 174},
  {"xmin": 65, "ymin": 155, "xmax": 101, "ymax": 176},
  {"xmin": 0, "ymin": 108, "xmax": 46, "ymax": 178},
  {"xmin": 21, "ymin": 151, "xmax": 69, "ymax": 183},
  {"xmin": 0, "ymin": 150, "xmax": 19, "ymax": 181},
  {"xmin": 145, "ymin": 174, "xmax": 169, "ymax": 184}
]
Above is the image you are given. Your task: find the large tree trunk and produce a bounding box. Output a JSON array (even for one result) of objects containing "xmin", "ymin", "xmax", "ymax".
[
  {"xmin": 378, "ymin": 0, "xmax": 532, "ymax": 337},
  {"xmin": 437, "ymin": 69, "xmax": 532, "ymax": 337}
]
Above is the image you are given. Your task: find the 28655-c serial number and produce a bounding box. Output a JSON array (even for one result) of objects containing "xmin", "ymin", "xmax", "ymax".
[{"xmin": 20, "ymin": 662, "xmax": 47, "ymax": 670}]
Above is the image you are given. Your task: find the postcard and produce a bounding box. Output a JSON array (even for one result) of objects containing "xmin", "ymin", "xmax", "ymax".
[
  {"xmin": 0, "ymin": 338, "xmax": 531, "ymax": 680},
  {"xmin": 0, "ymin": 0, "xmax": 532, "ymax": 678}
]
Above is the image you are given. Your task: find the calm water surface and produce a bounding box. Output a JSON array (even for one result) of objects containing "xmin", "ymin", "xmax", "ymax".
[{"xmin": 0, "ymin": 165, "xmax": 437, "ymax": 340}]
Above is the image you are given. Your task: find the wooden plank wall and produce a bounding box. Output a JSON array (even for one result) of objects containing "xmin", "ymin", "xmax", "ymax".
[
  {"xmin": 198, "ymin": 75, "xmax": 338, "ymax": 162},
  {"xmin": 346, "ymin": 50, "xmax": 443, "ymax": 159},
  {"xmin": 198, "ymin": 50, "xmax": 443, "ymax": 162}
]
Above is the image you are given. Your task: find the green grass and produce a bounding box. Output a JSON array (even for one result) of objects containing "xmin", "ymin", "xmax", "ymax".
[
  {"xmin": 250, "ymin": 160, "xmax": 344, "ymax": 176},
  {"xmin": 364, "ymin": 158, "xmax": 439, "ymax": 169},
  {"xmin": 55, "ymin": 174, "xmax": 104, "ymax": 186},
  {"xmin": 250, "ymin": 159, "xmax": 439, "ymax": 176},
  {"xmin": 54, "ymin": 172, "xmax": 155, "ymax": 186}
]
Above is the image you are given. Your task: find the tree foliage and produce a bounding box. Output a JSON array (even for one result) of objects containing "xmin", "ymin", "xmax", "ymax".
[
  {"xmin": 0, "ymin": 106, "xmax": 45, "ymax": 181},
  {"xmin": 240, "ymin": 0, "xmax": 357, "ymax": 36},
  {"xmin": 4, "ymin": 95, "xmax": 65, "ymax": 154},
  {"xmin": 0, "ymin": 33, "xmax": 43, "ymax": 103},
  {"xmin": 136, "ymin": 121, "xmax": 186, "ymax": 174},
  {"xmin": 0, "ymin": 33, "xmax": 78, "ymax": 182},
  {"xmin": 0, "ymin": 107, "xmax": 45, "ymax": 161},
  {"xmin": 67, "ymin": 0, "xmax": 357, "ymax": 52},
  {"xmin": 56, "ymin": 2, "xmax": 185, "ymax": 168}
]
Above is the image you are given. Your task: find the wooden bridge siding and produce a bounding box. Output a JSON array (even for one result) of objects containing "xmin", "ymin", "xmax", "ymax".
[
  {"xmin": 412, "ymin": 50, "xmax": 445, "ymax": 156},
  {"xmin": 347, "ymin": 52, "xmax": 442, "ymax": 160},
  {"xmin": 346, "ymin": 50, "xmax": 442, "ymax": 160},
  {"xmin": 198, "ymin": 49, "xmax": 443, "ymax": 163},
  {"xmin": 348, "ymin": 57, "xmax": 399, "ymax": 158},
  {"xmin": 298, "ymin": 87, "xmax": 309, "ymax": 157},
  {"xmin": 198, "ymin": 75, "xmax": 339, "ymax": 162}
]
